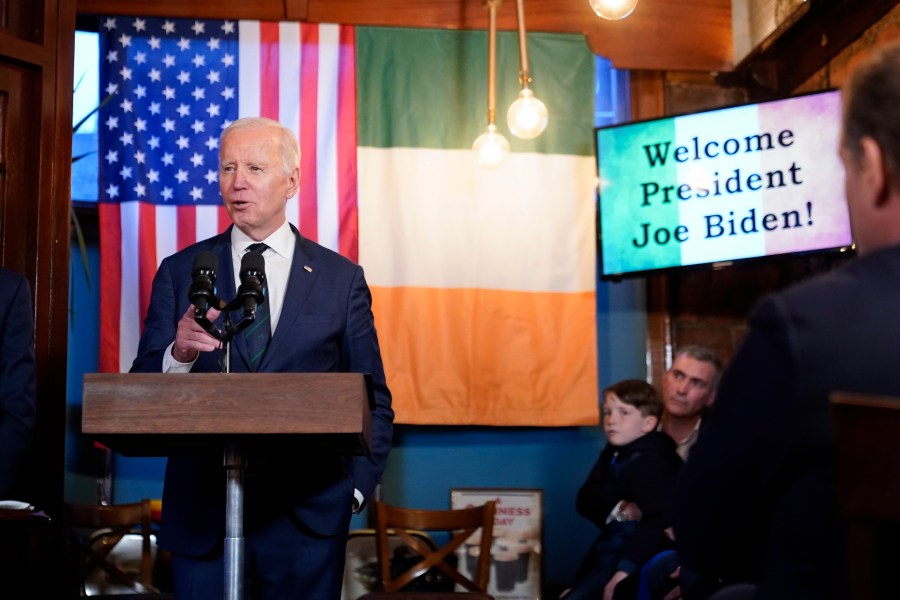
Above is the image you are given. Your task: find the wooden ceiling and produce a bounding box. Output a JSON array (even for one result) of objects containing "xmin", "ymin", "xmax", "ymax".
[{"xmin": 75, "ymin": 0, "xmax": 734, "ymax": 72}]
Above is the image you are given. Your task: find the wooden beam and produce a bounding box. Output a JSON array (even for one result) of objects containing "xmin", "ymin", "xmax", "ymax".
[
  {"xmin": 76, "ymin": 0, "xmax": 285, "ymax": 20},
  {"xmin": 77, "ymin": 0, "xmax": 733, "ymax": 72}
]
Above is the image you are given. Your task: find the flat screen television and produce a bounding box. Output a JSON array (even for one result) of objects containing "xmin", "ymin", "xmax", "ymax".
[{"xmin": 594, "ymin": 89, "xmax": 853, "ymax": 280}]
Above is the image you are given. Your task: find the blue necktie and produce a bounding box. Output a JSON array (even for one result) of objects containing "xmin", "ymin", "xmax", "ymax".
[{"xmin": 243, "ymin": 242, "xmax": 270, "ymax": 369}]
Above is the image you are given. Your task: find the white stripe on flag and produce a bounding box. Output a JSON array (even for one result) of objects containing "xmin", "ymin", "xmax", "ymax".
[
  {"xmin": 316, "ymin": 24, "xmax": 341, "ymax": 252},
  {"xmin": 359, "ymin": 147, "xmax": 597, "ymax": 293},
  {"xmin": 238, "ymin": 21, "xmax": 261, "ymax": 119},
  {"xmin": 119, "ymin": 202, "xmax": 143, "ymax": 372},
  {"xmin": 278, "ymin": 22, "xmax": 301, "ymax": 137},
  {"xmin": 196, "ymin": 205, "xmax": 221, "ymax": 241},
  {"xmin": 155, "ymin": 206, "xmax": 179, "ymax": 269}
]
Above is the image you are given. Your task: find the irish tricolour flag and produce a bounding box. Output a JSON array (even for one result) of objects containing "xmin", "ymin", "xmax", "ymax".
[{"xmin": 357, "ymin": 27, "xmax": 599, "ymax": 426}]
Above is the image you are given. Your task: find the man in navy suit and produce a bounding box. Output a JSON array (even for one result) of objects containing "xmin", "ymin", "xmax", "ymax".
[
  {"xmin": 131, "ymin": 117, "xmax": 394, "ymax": 599},
  {"xmin": 673, "ymin": 43, "xmax": 900, "ymax": 600},
  {"xmin": 0, "ymin": 267, "xmax": 36, "ymax": 499}
]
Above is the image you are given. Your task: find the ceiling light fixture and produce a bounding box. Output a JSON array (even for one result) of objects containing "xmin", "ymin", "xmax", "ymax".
[
  {"xmin": 473, "ymin": 0, "xmax": 510, "ymax": 168},
  {"xmin": 589, "ymin": 0, "xmax": 639, "ymax": 20},
  {"xmin": 507, "ymin": 0, "xmax": 548, "ymax": 139}
]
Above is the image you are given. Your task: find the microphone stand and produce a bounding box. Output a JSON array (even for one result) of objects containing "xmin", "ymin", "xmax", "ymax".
[
  {"xmin": 220, "ymin": 311, "xmax": 245, "ymax": 600},
  {"xmin": 196, "ymin": 301, "xmax": 257, "ymax": 600},
  {"xmin": 224, "ymin": 443, "xmax": 245, "ymax": 600},
  {"xmin": 192, "ymin": 255, "xmax": 264, "ymax": 600}
]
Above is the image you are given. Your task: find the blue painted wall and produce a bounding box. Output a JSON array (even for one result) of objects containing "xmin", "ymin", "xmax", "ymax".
[{"xmin": 65, "ymin": 241, "xmax": 647, "ymax": 589}]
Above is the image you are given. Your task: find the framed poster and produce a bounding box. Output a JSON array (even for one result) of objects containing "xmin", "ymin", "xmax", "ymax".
[{"xmin": 450, "ymin": 488, "xmax": 543, "ymax": 600}]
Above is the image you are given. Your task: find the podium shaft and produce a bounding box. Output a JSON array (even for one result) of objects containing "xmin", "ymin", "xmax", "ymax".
[{"xmin": 224, "ymin": 443, "xmax": 245, "ymax": 600}]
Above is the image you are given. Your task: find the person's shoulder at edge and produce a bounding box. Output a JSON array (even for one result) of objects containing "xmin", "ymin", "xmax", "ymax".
[
  {"xmin": 745, "ymin": 245, "xmax": 898, "ymax": 322},
  {"xmin": 0, "ymin": 266, "xmax": 28, "ymax": 289}
]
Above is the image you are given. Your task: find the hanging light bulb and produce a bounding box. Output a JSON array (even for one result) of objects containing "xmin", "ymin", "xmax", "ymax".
[
  {"xmin": 473, "ymin": 123, "xmax": 511, "ymax": 168},
  {"xmin": 507, "ymin": 0, "xmax": 548, "ymax": 139},
  {"xmin": 508, "ymin": 88, "xmax": 548, "ymax": 139},
  {"xmin": 589, "ymin": 0, "xmax": 639, "ymax": 20},
  {"xmin": 473, "ymin": 0, "xmax": 509, "ymax": 168}
]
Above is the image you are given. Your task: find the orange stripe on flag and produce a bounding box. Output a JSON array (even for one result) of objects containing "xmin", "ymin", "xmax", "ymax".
[{"xmin": 372, "ymin": 286, "xmax": 600, "ymax": 426}]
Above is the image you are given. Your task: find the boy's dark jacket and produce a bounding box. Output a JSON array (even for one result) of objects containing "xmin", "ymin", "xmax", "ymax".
[{"xmin": 576, "ymin": 430, "xmax": 683, "ymax": 570}]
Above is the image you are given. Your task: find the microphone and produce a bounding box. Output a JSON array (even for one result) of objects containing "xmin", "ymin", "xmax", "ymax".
[
  {"xmin": 188, "ymin": 251, "xmax": 218, "ymax": 318},
  {"xmin": 237, "ymin": 249, "xmax": 266, "ymax": 320}
]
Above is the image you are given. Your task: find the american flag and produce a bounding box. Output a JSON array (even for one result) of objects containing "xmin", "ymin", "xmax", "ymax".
[{"xmin": 97, "ymin": 17, "xmax": 359, "ymax": 373}]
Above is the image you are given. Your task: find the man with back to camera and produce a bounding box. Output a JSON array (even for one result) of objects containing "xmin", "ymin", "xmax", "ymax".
[
  {"xmin": 130, "ymin": 116, "xmax": 394, "ymax": 599},
  {"xmin": 673, "ymin": 42, "xmax": 900, "ymax": 599}
]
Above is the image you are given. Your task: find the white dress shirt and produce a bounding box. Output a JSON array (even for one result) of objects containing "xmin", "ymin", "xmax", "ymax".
[
  {"xmin": 230, "ymin": 221, "xmax": 296, "ymax": 333},
  {"xmin": 163, "ymin": 220, "xmax": 295, "ymax": 372}
]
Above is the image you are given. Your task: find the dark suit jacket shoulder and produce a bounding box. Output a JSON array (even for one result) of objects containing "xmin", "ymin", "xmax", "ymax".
[
  {"xmin": 0, "ymin": 268, "xmax": 36, "ymax": 497},
  {"xmin": 674, "ymin": 245, "xmax": 900, "ymax": 599}
]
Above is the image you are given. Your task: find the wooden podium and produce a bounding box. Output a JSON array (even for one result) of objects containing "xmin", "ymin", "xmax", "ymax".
[{"xmin": 82, "ymin": 372, "xmax": 375, "ymax": 600}]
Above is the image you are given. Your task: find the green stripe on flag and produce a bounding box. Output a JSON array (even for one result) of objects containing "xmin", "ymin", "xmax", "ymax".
[{"xmin": 357, "ymin": 26, "xmax": 595, "ymax": 156}]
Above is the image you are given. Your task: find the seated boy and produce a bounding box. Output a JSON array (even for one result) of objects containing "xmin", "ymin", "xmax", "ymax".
[{"xmin": 562, "ymin": 379, "xmax": 683, "ymax": 600}]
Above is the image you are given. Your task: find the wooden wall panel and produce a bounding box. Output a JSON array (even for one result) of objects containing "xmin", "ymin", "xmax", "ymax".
[{"xmin": 0, "ymin": 62, "xmax": 41, "ymax": 276}]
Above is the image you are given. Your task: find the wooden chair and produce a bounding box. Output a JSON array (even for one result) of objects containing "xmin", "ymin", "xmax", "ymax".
[
  {"xmin": 65, "ymin": 499, "xmax": 167, "ymax": 597},
  {"xmin": 360, "ymin": 500, "xmax": 496, "ymax": 599},
  {"xmin": 831, "ymin": 392, "xmax": 900, "ymax": 599}
]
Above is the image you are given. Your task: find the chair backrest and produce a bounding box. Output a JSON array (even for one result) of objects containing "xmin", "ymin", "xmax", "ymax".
[
  {"xmin": 372, "ymin": 500, "xmax": 496, "ymax": 594},
  {"xmin": 65, "ymin": 499, "xmax": 156, "ymax": 596},
  {"xmin": 831, "ymin": 392, "xmax": 900, "ymax": 520},
  {"xmin": 831, "ymin": 391, "xmax": 900, "ymax": 598}
]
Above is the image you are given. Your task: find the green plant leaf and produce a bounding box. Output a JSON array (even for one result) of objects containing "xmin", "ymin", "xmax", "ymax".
[
  {"xmin": 70, "ymin": 204, "xmax": 91, "ymax": 293},
  {"xmin": 72, "ymin": 151, "xmax": 96, "ymax": 164},
  {"xmin": 69, "ymin": 90, "xmax": 113, "ymax": 295},
  {"xmin": 73, "ymin": 91, "xmax": 115, "ymax": 134}
]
